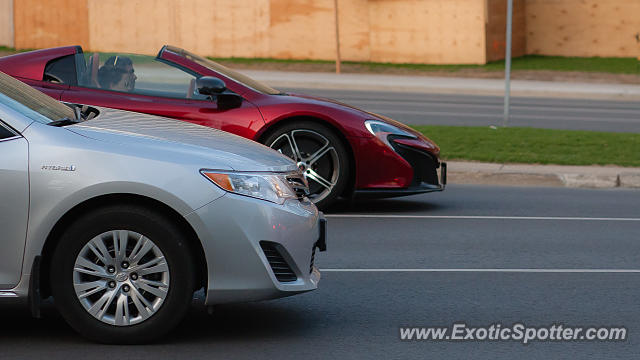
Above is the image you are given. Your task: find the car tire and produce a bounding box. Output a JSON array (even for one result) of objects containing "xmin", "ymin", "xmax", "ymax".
[
  {"xmin": 263, "ymin": 121, "xmax": 350, "ymax": 210},
  {"xmin": 50, "ymin": 205, "xmax": 195, "ymax": 344}
]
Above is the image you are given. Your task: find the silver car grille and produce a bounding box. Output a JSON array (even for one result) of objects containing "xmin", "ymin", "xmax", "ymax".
[{"xmin": 286, "ymin": 174, "xmax": 310, "ymax": 201}]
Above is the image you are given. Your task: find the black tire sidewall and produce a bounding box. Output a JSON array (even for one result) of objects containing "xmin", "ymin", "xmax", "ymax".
[
  {"xmin": 50, "ymin": 205, "xmax": 194, "ymax": 344},
  {"xmin": 263, "ymin": 121, "xmax": 350, "ymax": 209}
]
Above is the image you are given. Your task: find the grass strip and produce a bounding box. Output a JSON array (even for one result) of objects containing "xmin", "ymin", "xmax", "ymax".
[
  {"xmin": 211, "ymin": 55, "xmax": 639, "ymax": 75},
  {"xmin": 411, "ymin": 125, "xmax": 640, "ymax": 167}
]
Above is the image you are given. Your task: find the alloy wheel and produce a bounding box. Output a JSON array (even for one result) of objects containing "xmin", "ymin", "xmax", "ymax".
[
  {"xmin": 269, "ymin": 129, "xmax": 340, "ymax": 203},
  {"xmin": 72, "ymin": 230, "xmax": 170, "ymax": 326}
]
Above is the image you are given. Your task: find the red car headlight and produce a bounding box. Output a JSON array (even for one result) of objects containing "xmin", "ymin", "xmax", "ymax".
[{"xmin": 364, "ymin": 119, "xmax": 417, "ymax": 149}]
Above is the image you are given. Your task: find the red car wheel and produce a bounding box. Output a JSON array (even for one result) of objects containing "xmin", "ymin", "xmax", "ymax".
[{"xmin": 264, "ymin": 121, "xmax": 350, "ymax": 209}]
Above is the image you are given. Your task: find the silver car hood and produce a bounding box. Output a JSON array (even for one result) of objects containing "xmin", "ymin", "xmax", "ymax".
[{"xmin": 67, "ymin": 107, "xmax": 297, "ymax": 172}]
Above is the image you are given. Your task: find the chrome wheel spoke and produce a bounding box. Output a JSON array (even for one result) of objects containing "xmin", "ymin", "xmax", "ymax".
[
  {"xmin": 129, "ymin": 236, "xmax": 153, "ymax": 265},
  {"xmin": 307, "ymin": 146, "xmax": 335, "ymax": 166},
  {"xmin": 136, "ymin": 277, "xmax": 169, "ymax": 288},
  {"xmin": 88, "ymin": 289, "xmax": 118, "ymax": 319},
  {"xmin": 269, "ymin": 128, "xmax": 341, "ymax": 203},
  {"xmin": 73, "ymin": 230, "xmax": 170, "ymax": 326},
  {"xmin": 272, "ymin": 133, "xmax": 302, "ymax": 161},
  {"xmin": 74, "ymin": 257, "xmax": 108, "ymax": 277},
  {"xmin": 136, "ymin": 281, "xmax": 168, "ymax": 298},
  {"xmin": 291, "ymin": 129, "xmax": 325, "ymax": 161},
  {"xmin": 112, "ymin": 230, "xmax": 128, "ymax": 263},
  {"xmin": 306, "ymin": 169, "xmax": 335, "ymax": 190},
  {"xmin": 114, "ymin": 293, "xmax": 130, "ymax": 326},
  {"xmin": 287, "ymin": 132, "xmax": 304, "ymax": 161},
  {"xmin": 130, "ymin": 286, "xmax": 153, "ymax": 319},
  {"xmin": 87, "ymin": 237, "xmax": 113, "ymax": 266},
  {"xmin": 131, "ymin": 256, "xmax": 163, "ymax": 271},
  {"xmin": 137, "ymin": 259, "xmax": 169, "ymax": 276},
  {"xmin": 75, "ymin": 280, "xmax": 107, "ymax": 299}
]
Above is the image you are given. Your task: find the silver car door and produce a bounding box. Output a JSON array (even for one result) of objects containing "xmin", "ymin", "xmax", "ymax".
[{"xmin": 0, "ymin": 121, "xmax": 29, "ymax": 288}]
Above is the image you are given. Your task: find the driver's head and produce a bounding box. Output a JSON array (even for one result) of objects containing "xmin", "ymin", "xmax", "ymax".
[{"xmin": 97, "ymin": 56, "xmax": 136, "ymax": 91}]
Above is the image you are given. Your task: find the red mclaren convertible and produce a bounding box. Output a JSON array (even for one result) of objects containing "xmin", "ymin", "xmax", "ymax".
[{"xmin": 0, "ymin": 46, "xmax": 446, "ymax": 209}]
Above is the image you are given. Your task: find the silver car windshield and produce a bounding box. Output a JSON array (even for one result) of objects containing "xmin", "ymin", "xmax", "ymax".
[{"xmin": 0, "ymin": 71, "xmax": 75, "ymax": 124}]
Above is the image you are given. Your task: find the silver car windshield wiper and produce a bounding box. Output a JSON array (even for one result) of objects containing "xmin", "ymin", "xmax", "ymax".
[{"xmin": 47, "ymin": 117, "xmax": 81, "ymax": 127}]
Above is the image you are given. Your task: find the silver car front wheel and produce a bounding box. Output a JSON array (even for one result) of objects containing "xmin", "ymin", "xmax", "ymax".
[
  {"xmin": 73, "ymin": 230, "xmax": 170, "ymax": 326},
  {"xmin": 51, "ymin": 205, "xmax": 194, "ymax": 344}
]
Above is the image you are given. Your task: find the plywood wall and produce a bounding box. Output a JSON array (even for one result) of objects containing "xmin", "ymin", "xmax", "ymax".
[
  {"xmin": 14, "ymin": 0, "xmax": 88, "ymax": 49},
  {"xmin": 337, "ymin": 0, "xmax": 371, "ymax": 62},
  {"xmin": 267, "ymin": 0, "xmax": 371, "ymax": 62},
  {"xmin": 485, "ymin": 0, "xmax": 527, "ymax": 62},
  {"xmin": 368, "ymin": 0, "xmax": 487, "ymax": 64},
  {"xmin": 12, "ymin": 0, "xmax": 488, "ymax": 63},
  {"xmin": 0, "ymin": 0, "xmax": 13, "ymax": 47},
  {"xmin": 10, "ymin": 0, "xmax": 639, "ymax": 63},
  {"xmin": 266, "ymin": 0, "xmax": 488, "ymax": 63},
  {"xmin": 526, "ymin": 0, "xmax": 640, "ymax": 57},
  {"xmin": 171, "ymin": 0, "xmax": 270, "ymax": 58},
  {"xmin": 86, "ymin": 0, "xmax": 271, "ymax": 57},
  {"xmin": 268, "ymin": 0, "xmax": 336, "ymax": 60},
  {"xmin": 87, "ymin": 0, "xmax": 179, "ymax": 54}
]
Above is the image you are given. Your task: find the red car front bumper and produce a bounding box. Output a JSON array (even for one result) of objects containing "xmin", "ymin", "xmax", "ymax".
[{"xmin": 349, "ymin": 135, "xmax": 446, "ymax": 198}]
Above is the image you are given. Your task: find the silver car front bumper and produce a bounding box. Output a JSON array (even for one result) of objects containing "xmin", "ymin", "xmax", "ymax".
[{"xmin": 186, "ymin": 193, "xmax": 324, "ymax": 305}]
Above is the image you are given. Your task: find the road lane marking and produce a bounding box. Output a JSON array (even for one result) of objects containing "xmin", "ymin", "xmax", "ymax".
[
  {"xmin": 325, "ymin": 215, "xmax": 640, "ymax": 221},
  {"xmin": 320, "ymin": 269, "xmax": 640, "ymax": 273}
]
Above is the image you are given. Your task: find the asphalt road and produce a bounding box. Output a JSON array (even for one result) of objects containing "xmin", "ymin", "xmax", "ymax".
[
  {"xmin": 2, "ymin": 185, "xmax": 640, "ymax": 359},
  {"xmin": 283, "ymin": 88, "xmax": 640, "ymax": 133}
]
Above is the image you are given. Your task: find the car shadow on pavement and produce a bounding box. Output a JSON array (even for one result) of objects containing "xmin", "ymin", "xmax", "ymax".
[
  {"xmin": 0, "ymin": 298, "xmax": 325, "ymax": 344},
  {"xmin": 0, "ymin": 304, "xmax": 81, "ymax": 342},
  {"xmin": 171, "ymin": 300, "xmax": 325, "ymax": 343}
]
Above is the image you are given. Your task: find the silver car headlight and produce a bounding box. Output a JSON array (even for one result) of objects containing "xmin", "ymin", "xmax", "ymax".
[
  {"xmin": 201, "ymin": 170, "xmax": 300, "ymax": 204},
  {"xmin": 364, "ymin": 119, "xmax": 417, "ymax": 148}
]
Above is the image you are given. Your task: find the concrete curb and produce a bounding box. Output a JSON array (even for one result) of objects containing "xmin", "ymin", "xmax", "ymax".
[{"xmin": 447, "ymin": 161, "xmax": 640, "ymax": 189}]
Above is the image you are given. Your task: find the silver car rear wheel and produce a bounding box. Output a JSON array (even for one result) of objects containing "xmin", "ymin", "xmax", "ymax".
[{"xmin": 73, "ymin": 230, "xmax": 170, "ymax": 326}]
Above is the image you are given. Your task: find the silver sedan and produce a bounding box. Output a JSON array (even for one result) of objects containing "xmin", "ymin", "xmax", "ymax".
[{"xmin": 0, "ymin": 71, "xmax": 326, "ymax": 343}]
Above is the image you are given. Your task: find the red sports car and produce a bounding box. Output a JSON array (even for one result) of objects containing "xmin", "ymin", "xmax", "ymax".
[{"xmin": 0, "ymin": 45, "xmax": 446, "ymax": 209}]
